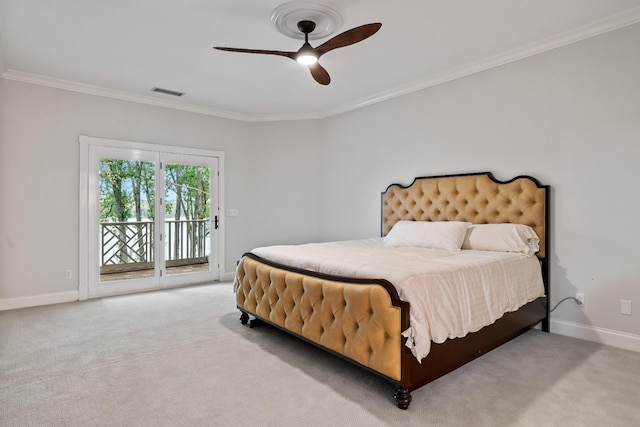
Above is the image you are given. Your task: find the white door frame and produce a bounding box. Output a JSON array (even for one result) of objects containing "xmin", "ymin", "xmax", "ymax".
[{"xmin": 79, "ymin": 135, "xmax": 225, "ymax": 300}]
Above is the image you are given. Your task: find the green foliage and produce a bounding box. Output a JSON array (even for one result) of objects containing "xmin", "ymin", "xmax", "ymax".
[
  {"xmin": 165, "ymin": 164, "xmax": 210, "ymax": 220},
  {"xmin": 100, "ymin": 159, "xmax": 210, "ymax": 222},
  {"xmin": 99, "ymin": 159, "xmax": 154, "ymax": 222}
]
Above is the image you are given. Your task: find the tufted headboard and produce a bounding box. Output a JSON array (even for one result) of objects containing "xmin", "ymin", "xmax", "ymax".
[{"xmin": 381, "ymin": 172, "xmax": 549, "ymax": 259}]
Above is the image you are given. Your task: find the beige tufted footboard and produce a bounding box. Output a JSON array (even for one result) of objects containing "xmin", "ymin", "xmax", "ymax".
[
  {"xmin": 233, "ymin": 172, "xmax": 549, "ymax": 409},
  {"xmin": 235, "ymin": 253, "xmax": 409, "ymax": 382}
]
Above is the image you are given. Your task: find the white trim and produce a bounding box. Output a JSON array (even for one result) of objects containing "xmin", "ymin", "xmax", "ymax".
[
  {"xmin": 551, "ymin": 319, "xmax": 640, "ymax": 353},
  {"xmin": 0, "ymin": 291, "xmax": 78, "ymax": 312},
  {"xmin": 79, "ymin": 135, "xmax": 225, "ymax": 299},
  {"xmin": 80, "ymin": 135, "xmax": 225, "ymax": 158},
  {"xmin": 217, "ymin": 155, "xmax": 226, "ymax": 279},
  {"xmin": 0, "ymin": 70, "xmax": 254, "ymax": 122},
  {"xmin": 3, "ymin": 7, "xmax": 640, "ymax": 122},
  {"xmin": 78, "ymin": 139, "xmax": 90, "ymax": 300}
]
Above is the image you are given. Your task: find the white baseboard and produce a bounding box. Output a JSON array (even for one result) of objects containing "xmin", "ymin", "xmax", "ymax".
[
  {"xmin": 0, "ymin": 291, "xmax": 79, "ymax": 312},
  {"xmin": 0, "ymin": 274, "xmax": 236, "ymax": 311},
  {"xmin": 0, "ymin": 273, "xmax": 236, "ymax": 311},
  {"xmin": 551, "ymin": 319, "xmax": 640, "ymax": 353}
]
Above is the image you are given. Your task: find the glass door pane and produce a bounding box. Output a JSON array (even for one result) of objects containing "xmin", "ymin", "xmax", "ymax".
[
  {"xmin": 85, "ymin": 140, "xmax": 220, "ymax": 298},
  {"xmin": 164, "ymin": 162, "xmax": 212, "ymax": 276},
  {"xmin": 99, "ymin": 158, "xmax": 156, "ymax": 283}
]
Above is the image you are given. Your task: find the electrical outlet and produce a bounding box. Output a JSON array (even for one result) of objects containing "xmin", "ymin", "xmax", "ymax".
[
  {"xmin": 226, "ymin": 208, "xmax": 239, "ymax": 217},
  {"xmin": 65, "ymin": 269, "xmax": 72, "ymax": 280},
  {"xmin": 575, "ymin": 292, "xmax": 585, "ymax": 308}
]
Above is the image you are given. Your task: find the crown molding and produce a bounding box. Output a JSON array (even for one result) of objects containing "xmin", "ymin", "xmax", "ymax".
[
  {"xmin": 2, "ymin": 6, "xmax": 639, "ymax": 122},
  {"xmin": 320, "ymin": 6, "xmax": 640, "ymax": 119},
  {"xmin": 0, "ymin": 69, "xmax": 257, "ymax": 121},
  {"xmin": 0, "ymin": 69, "xmax": 324, "ymax": 122}
]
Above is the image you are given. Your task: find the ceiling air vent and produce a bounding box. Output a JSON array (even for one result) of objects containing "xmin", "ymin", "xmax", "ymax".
[{"xmin": 151, "ymin": 87, "xmax": 185, "ymax": 97}]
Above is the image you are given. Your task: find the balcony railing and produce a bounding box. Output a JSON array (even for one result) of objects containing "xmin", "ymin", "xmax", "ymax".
[{"xmin": 100, "ymin": 219, "xmax": 209, "ymax": 275}]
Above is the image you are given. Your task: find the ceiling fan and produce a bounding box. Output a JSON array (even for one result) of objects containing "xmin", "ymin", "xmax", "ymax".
[{"xmin": 214, "ymin": 20, "xmax": 382, "ymax": 85}]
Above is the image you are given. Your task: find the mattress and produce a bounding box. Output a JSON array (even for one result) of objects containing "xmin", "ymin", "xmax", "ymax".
[{"xmin": 251, "ymin": 239, "xmax": 545, "ymax": 362}]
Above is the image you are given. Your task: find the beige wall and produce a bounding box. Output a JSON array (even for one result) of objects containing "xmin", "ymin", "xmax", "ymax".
[
  {"xmin": 0, "ymin": 80, "xmax": 323, "ymax": 300},
  {"xmin": 320, "ymin": 23, "xmax": 640, "ymax": 342}
]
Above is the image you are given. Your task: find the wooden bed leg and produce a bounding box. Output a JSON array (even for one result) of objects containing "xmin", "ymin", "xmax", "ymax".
[
  {"xmin": 240, "ymin": 312, "xmax": 249, "ymax": 325},
  {"xmin": 239, "ymin": 311, "xmax": 263, "ymax": 328},
  {"xmin": 394, "ymin": 387, "xmax": 412, "ymax": 409},
  {"xmin": 249, "ymin": 318, "xmax": 264, "ymax": 328},
  {"xmin": 542, "ymin": 316, "xmax": 550, "ymax": 332}
]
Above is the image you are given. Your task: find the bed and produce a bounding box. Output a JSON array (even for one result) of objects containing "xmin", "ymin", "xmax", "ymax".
[{"xmin": 234, "ymin": 172, "xmax": 549, "ymax": 409}]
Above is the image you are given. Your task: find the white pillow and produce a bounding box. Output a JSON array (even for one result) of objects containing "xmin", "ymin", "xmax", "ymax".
[
  {"xmin": 384, "ymin": 220, "xmax": 471, "ymax": 250},
  {"xmin": 462, "ymin": 223, "xmax": 540, "ymax": 256}
]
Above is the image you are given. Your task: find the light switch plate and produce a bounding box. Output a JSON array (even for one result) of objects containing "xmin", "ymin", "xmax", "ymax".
[{"xmin": 621, "ymin": 300, "xmax": 632, "ymax": 316}]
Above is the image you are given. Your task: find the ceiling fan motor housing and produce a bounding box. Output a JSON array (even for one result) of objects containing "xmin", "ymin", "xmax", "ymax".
[{"xmin": 297, "ymin": 20, "xmax": 316, "ymax": 35}]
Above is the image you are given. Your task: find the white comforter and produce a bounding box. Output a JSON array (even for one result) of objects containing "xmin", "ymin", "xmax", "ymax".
[{"xmin": 251, "ymin": 239, "xmax": 545, "ymax": 362}]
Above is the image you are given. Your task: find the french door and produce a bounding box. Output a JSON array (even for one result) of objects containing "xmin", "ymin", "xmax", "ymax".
[{"xmin": 80, "ymin": 136, "xmax": 222, "ymax": 298}]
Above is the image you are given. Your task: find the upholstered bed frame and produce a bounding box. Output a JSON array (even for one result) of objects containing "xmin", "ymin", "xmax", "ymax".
[{"xmin": 234, "ymin": 172, "xmax": 549, "ymax": 408}]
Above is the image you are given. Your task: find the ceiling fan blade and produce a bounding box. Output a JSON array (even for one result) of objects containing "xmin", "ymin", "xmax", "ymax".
[
  {"xmin": 308, "ymin": 62, "xmax": 331, "ymax": 85},
  {"xmin": 314, "ymin": 23, "xmax": 382, "ymax": 57},
  {"xmin": 214, "ymin": 47, "xmax": 295, "ymax": 60}
]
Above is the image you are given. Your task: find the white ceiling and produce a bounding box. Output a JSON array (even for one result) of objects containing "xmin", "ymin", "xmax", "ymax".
[{"xmin": 1, "ymin": 0, "xmax": 640, "ymax": 122}]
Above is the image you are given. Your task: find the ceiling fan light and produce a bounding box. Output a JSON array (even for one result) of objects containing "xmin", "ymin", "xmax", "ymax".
[
  {"xmin": 297, "ymin": 53, "xmax": 317, "ymax": 65},
  {"xmin": 296, "ymin": 41, "xmax": 317, "ymax": 65}
]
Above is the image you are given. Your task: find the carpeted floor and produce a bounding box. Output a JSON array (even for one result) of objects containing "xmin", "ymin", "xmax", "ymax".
[{"xmin": 1, "ymin": 283, "xmax": 639, "ymax": 426}]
